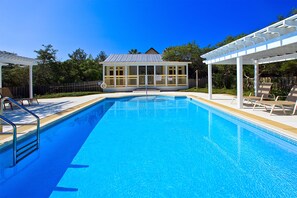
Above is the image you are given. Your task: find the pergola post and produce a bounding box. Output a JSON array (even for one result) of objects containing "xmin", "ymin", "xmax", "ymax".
[
  {"xmin": 29, "ymin": 65, "xmax": 33, "ymax": 98},
  {"xmin": 208, "ymin": 64, "xmax": 212, "ymax": 100},
  {"xmin": 237, "ymin": 57, "xmax": 243, "ymax": 109},
  {"xmin": 254, "ymin": 60, "xmax": 259, "ymax": 96},
  {"xmin": 102, "ymin": 65, "xmax": 105, "ymax": 83},
  {"xmin": 0, "ymin": 64, "xmax": 3, "ymax": 88}
]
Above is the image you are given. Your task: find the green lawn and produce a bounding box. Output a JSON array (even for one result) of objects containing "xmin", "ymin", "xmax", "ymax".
[
  {"xmin": 182, "ymin": 87, "xmax": 251, "ymax": 96},
  {"xmin": 37, "ymin": 88, "xmax": 252, "ymax": 99},
  {"xmin": 37, "ymin": 91, "xmax": 102, "ymax": 98}
]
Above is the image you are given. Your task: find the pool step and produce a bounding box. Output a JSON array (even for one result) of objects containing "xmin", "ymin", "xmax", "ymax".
[{"xmin": 16, "ymin": 139, "xmax": 38, "ymax": 163}]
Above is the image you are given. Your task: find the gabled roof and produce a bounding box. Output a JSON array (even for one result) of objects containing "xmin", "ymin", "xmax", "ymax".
[
  {"xmin": 0, "ymin": 51, "xmax": 39, "ymax": 66},
  {"xmin": 145, "ymin": 48, "xmax": 159, "ymax": 54},
  {"xmin": 201, "ymin": 14, "xmax": 297, "ymax": 65}
]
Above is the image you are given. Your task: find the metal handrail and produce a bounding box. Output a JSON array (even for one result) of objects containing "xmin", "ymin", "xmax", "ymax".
[
  {"xmin": 0, "ymin": 115, "xmax": 17, "ymax": 165},
  {"xmin": 1, "ymin": 97, "xmax": 40, "ymax": 166}
]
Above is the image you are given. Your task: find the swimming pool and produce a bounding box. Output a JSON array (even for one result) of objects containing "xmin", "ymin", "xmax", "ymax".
[{"xmin": 0, "ymin": 95, "xmax": 296, "ymax": 197}]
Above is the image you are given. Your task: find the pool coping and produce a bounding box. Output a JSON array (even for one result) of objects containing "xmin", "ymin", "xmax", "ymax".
[
  {"xmin": 1, "ymin": 93, "xmax": 297, "ymax": 151},
  {"xmin": 187, "ymin": 95, "xmax": 297, "ymax": 142},
  {"xmin": 0, "ymin": 96, "xmax": 106, "ymax": 150}
]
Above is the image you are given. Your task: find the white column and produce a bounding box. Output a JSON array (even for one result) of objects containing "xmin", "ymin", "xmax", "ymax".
[
  {"xmin": 186, "ymin": 64, "xmax": 189, "ymax": 88},
  {"xmin": 125, "ymin": 66, "xmax": 128, "ymax": 87},
  {"xmin": 165, "ymin": 65, "xmax": 168, "ymax": 86},
  {"xmin": 254, "ymin": 60, "xmax": 259, "ymax": 96},
  {"xmin": 102, "ymin": 65, "xmax": 105, "ymax": 82},
  {"xmin": 208, "ymin": 64, "xmax": 212, "ymax": 100},
  {"xmin": 0, "ymin": 65, "xmax": 2, "ymax": 88},
  {"xmin": 237, "ymin": 57, "xmax": 243, "ymax": 109},
  {"xmin": 29, "ymin": 65, "xmax": 33, "ymax": 98},
  {"xmin": 175, "ymin": 65, "xmax": 178, "ymax": 86},
  {"xmin": 145, "ymin": 65, "xmax": 147, "ymax": 86},
  {"xmin": 114, "ymin": 66, "xmax": 116, "ymax": 88},
  {"xmin": 137, "ymin": 65, "xmax": 139, "ymax": 87},
  {"xmin": 153, "ymin": 65, "xmax": 156, "ymax": 87}
]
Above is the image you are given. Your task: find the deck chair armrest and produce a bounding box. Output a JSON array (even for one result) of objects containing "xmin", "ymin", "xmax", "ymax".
[
  {"xmin": 268, "ymin": 94, "xmax": 276, "ymax": 100},
  {"xmin": 275, "ymin": 96, "xmax": 287, "ymax": 101}
]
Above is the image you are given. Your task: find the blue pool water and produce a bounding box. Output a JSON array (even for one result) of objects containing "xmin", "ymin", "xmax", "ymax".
[{"xmin": 0, "ymin": 96, "xmax": 297, "ymax": 197}]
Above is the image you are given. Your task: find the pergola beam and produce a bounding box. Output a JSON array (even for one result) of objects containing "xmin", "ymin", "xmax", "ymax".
[
  {"xmin": 201, "ymin": 14, "xmax": 297, "ymax": 110},
  {"xmin": 0, "ymin": 51, "xmax": 38, "ymax": 98},
  {"xmin": 236, "ymin": 57, "xmax": 243, "ymax": 109},
  {"xmin": 284, "ymin": 19, "xmax": 297, "ymax": 27}
]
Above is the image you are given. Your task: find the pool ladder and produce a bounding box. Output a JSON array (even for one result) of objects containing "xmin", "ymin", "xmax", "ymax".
[{"xmin": 0, "ymin": 97, "xmax": 40, "ymax": 166}]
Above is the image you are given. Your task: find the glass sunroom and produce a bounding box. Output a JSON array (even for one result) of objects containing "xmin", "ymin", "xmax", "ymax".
[{"xmin": 100, "ymin": 54, "xmax": 190, "ymax": 92}]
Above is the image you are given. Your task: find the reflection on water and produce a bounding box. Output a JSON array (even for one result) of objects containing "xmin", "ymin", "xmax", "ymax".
[
  {"xmin": 1, "ymin": 96, "xmax": 297, "ymax": 197},
  {"xmin": 0, "ymin": 100, "xmax": 113, "ymax": 197}
]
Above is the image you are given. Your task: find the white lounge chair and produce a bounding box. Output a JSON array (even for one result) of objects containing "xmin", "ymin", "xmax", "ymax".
[
  {"xmin": 253, "ymin": 85, "xmax": 297, "ymax": 115},
  {"xmin": 231, "ymin": 83, "xmax": 273, "ymax": 104}
]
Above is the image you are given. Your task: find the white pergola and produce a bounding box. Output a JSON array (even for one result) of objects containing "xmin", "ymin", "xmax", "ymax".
[
  {"xmin": 201, "ymin": 14, "xmax": 297, "ymax": 109},
  {"xmin": 0, "ymin": 51, "xmax": 39, "ymax": 98}
]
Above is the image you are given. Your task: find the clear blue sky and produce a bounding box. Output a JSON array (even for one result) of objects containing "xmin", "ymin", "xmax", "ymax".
[{"xmin": 1, "ymin": 0, "xmax": 296, "ymax": 60}]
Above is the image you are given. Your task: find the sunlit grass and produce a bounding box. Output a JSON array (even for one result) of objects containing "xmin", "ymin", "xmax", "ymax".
[
  {"xmin": 37, "ymin": 91, "xmax": 102, "ymax": 98},
  {"xmin": 182, "ymin": 87, "xmax": 251, "ymax": 95}
]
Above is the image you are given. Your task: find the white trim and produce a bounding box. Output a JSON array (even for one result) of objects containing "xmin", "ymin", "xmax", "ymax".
[
  {"xmin": 125, "ymin": 66, "xmax": 128, "ymax": 87},
  {"xmin": 237, "ymin": 57, "xmax": 243, "ymax": 109},
  {"xmin": 254, "ymin": 61, "xmax": 259, "ymax": 96},
  {"xmin": 102, "ymin": 65, "xmax": 105, "ymax": 83},
  {"xmin": 0, "ymin": 52, "xmax": 38, "ymax": 66},
  {"xmin": 208, "ymin": 64, "xmax": 212, "ymax": 100},
  {"xmin": 137, "ymin": 65, "xmax": 139, "ymax": 87},
  {"xmin": 202, "ymin": 14, "xmax": 297, "ymax": 61},
  {"xmin": 154, "ymin": 65, "xmax": 156, "ymax": 87},
  {"xmin": 186, "ymin": 64, "xmax": 189, "ymax": 87},
  {"xmin": 175, "ymin": 65, "xmax": 178, "ymax": 86},
  {"xmin": 0, "ymin": 65, "xmax": 3, "ymax": 88},
  {"xmin": 202, "ymin": 14, "xmax": 297, "ymax": 65},
  {"xmin": 165, "ymin": 65, "xmax": 168, "ymax": 86},
  {"xmin": 113, "ymin": 66, "xmax": 116, "ymax": 88}
]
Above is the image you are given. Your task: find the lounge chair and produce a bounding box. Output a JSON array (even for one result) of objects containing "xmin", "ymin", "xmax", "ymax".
[
  {"xmin": 253, "ymin": 85, "xmax": 297, "ymax": 115},
  {"xmin": 0, "ymin": 87, "xmax": 39, "ymax": 109},
  {"xmin": 231, "ymin": 83, "xmax": 273, "ymax": 104},
  {"xmin": 244, "ymin": 83, "xmax": 273, "ymax": 103}
]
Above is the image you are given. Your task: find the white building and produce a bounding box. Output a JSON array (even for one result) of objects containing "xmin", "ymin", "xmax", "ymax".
[{"xmin": 100, "ymin": 53, "xmax": 190, "ymax": 92}]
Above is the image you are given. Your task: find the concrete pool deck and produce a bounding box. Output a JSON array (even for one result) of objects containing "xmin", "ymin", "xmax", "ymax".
[{"xmin": 1, "ymin": 92, "xmax": 297, "ymax": 148}]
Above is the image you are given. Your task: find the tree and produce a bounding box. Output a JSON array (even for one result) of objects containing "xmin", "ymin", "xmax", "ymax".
[
  {"xmin": 163, "ymin": 42, "xmax": 208, "ymax": 79},
  {"xmin": 128, "ymin": 49, "xmax": 141, "ymax": 54},
  {"xmin": 280, "ymin": 61, "xmax": 297, "ymax": 77},
  {"xmin": 2, "ymin": 65, "xmax": 29, "ymax": 87},
  {"xmin": 68, "ymin": 48, "xmax": 87, "ymax": 62},
  {"xmin": 96, "ymin": 51, "xmax": 107, "ymax": 62},
  {"xmin": 274, "ymin": 8, "xmax": 297, "ymax": 23},
  {"xmin": 34, "ymin": 44, "xmax": 59, "ymax": 85},
  {"xmin": 34, "ymin": 44, "xmax": 57, "ymax": 64},
  {"xmin": 291, "ymin": 8, "xmax": 297, "ymax": 15}
]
